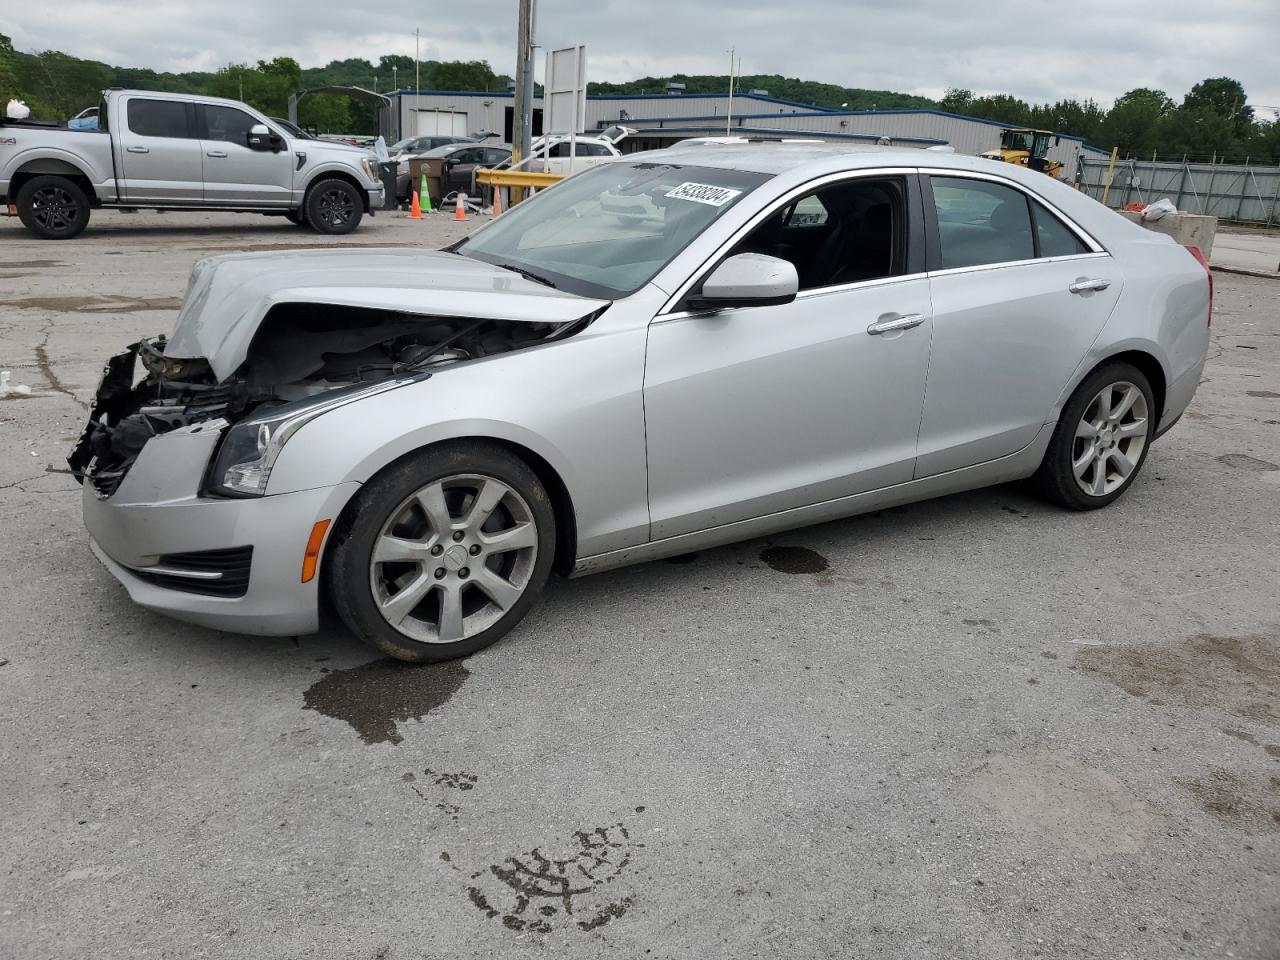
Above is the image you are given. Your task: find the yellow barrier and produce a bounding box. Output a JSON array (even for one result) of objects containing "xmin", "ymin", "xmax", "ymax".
[{"xmin": 475, "ymin": 168, "xmax": 566, "ymax": 190}]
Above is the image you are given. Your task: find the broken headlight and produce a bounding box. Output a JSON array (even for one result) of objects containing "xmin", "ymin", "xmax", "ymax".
[{"xmin": 207, "ymin": 375, "xmax": 424, "ymax": 498}]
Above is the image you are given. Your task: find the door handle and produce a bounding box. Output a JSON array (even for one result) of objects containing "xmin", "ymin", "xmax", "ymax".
[
  {"xmin": 867, "ymin": 313, "xmax": 925, "ymax": 335},
  {"xmin": 1069, "ymin": 278, "xmax": 1111, "ymax": 294},
  {"xmin": 125, "ymin": 146, "xmax": 149, "ymax": 154},
  {"xmin": 205, "ymin": 150, "xmax": 228, "ymax": 158}
]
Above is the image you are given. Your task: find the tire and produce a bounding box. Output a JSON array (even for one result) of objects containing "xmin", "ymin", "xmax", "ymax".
[
  {"xmin": 16, "ymin": 175, "xmax": 91, "ymax": 240},
  {"xmin": 326, "ymin": 441, "xmax": 557, "ymax": 662},
  {"xmin": 1034, "ymin": 361, "xmax": 1155, "ymax": 511},
  {"xmin": 305, "ymin": 178, "xmax": 363, "ymax": 235}
]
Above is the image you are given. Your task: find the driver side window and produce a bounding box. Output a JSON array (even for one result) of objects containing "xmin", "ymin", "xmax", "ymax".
[
  {"xmin": 204, "ymin": 105, "xmax": 260, "ymax": 144},
  {"xmin": 728, "ymin": 177, "xmax": 907, "ymax": 291}
]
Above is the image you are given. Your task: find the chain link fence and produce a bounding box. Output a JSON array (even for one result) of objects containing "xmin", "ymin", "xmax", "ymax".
[{"xmin": 1079, "ymin": 157, "xmax": 1280, "ymax": 225}]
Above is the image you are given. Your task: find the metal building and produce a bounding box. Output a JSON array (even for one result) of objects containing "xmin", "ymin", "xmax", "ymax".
[{"xmin": 389, "ymin": 90, "xmax": 1108, "ymax": 179}]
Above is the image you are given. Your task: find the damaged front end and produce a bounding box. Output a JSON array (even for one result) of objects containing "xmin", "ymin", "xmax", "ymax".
[{"xmin": 69, "ymin": 302, "xmax": 595, "ymax": 499}]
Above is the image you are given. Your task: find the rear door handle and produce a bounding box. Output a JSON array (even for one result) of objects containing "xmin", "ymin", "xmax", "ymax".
[
  {"xmin": 867, "ymin": 313, "xmax": 925, "ymax": 335},
  {"xmin": 125, "ymin": 146, "xmax": 149, "ymax": 154},
  {"xmin": 1069, "ymin": 278, "xmax": 1111, "ymax": 294},
  {"xmin": 206, "ymin": 150, "xmax": 227, "ymax": 158}
]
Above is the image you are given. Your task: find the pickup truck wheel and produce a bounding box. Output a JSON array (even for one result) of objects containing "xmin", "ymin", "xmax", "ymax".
[
  {"xmin": 326, "ymin": 442, "xmax": 556, "ymax": 663},
  {"xmin": 16, "ymin": 175, "xmax": 91, "ymax": 240},
  {"xmin": 305, "ymin": 179, "xmax": 362, "ymax": 235}
]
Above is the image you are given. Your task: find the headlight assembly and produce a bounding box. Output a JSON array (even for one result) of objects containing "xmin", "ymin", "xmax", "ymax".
[{"xmin": 206, "ymin": 375, "xmax": 424, "ymax": 498}]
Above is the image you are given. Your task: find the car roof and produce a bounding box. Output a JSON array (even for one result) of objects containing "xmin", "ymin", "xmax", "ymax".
[{"xmin": 629, "ymin": 141, "xmax": 966, "ymax": 176}]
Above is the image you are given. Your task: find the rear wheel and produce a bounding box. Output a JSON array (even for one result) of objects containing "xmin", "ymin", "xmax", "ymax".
[
  {"xmin": 16, "ymin": 175, "xmax": 91, "ymax": 239},
  {"xmin": 327, "ymin": 443, "xmax": 556, "ymax": 662},
  {"xmin": 305, "ymin": 179, "xmax": 363, "ymax": 234},
  {"xmin": 1034, "ymin": 361, "xmax": 1155, "ymax": 510}
]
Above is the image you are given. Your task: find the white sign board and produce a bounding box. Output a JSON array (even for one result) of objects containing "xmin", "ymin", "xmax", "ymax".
[{"xmin": 544, "ymin": 45, "xmax": 587, "ymax": 135}]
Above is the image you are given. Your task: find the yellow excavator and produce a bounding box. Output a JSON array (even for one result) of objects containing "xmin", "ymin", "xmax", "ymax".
[{"xmin": 980, "ymin": 128, "xmax": 1064, "ymax": 179}]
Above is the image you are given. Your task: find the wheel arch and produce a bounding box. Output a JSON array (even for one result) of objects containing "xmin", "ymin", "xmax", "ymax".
[
  {"xmin": 323, "ymin": 435, "xmax": 579, "ymax": 578},
  {"xmin": 302, "ymin": 169, "xmax": 370, "ymax": 212},
  {"xmin": 1055, "ymin": 342, "xmax": 1170, "ymax": 429},
  {"xmin": 11, "ymin": 159, "xmax": 100, "ymax": 202}
]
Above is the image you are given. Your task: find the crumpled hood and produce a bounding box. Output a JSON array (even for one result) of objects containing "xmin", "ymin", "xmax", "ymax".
[{"xmin": 164, "ymin": 247, "xmax": 609, "ymax": 380}]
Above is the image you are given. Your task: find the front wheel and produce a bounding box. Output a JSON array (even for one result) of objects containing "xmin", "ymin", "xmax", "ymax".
[
  {"xmin": 1034, "ymin": 361, "xmax": 1155, "ymax": 510},
  {"xmin": 326, "ymin": 442, "xmax": 557, "ymax": 662},
  {"xmin": 305, "ymin": 179, "xmax": 363, "ymax": 235},
  {"xmin": 16, "ymin": 175, "xmax": 91, "ymax": 239}
]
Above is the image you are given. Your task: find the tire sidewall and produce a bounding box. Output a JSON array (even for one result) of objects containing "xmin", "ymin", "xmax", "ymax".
[
  {"xmin": 305, "ymin": 179, "xmax": 363, "ymax": 235},
  {"xmin": 17, "ymin": 175, "xmax": 91, "ymax": 240},
  {"xmin": 327, "ymin": 443, "xmax": 557, "ymax": 662},
  {"xmin": 1040, "ymin": 362, "xmax": 1155, "ymax": 510}
]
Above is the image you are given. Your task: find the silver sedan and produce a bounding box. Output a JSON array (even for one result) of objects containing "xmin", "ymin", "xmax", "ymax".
[{"xmin": 71, "ymin": 143, "xmax": 1212, "ymax": 661}]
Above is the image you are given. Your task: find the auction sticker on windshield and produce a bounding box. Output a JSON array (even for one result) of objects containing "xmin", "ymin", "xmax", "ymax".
[{"xmin": 665, "ymin": 182, "xmax": 743, "ymax": 207}]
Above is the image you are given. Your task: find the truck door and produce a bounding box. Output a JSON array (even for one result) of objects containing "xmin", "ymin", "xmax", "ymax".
[
  {"xmin": 116, "ymin": 97, "xmax": 203, "ymax": 203},
  {"xmin": 197, "ymin": 104, "xmax": 294, "ymax": 207}
]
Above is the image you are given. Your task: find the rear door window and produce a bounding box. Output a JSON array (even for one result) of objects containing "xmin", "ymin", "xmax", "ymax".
[
  {"xmin": 931, "ymin": 177, "xmax": 1034, "ymax": 269},
  {"xmin": 126, "ymin": 99, "xmax": 191, "ymax": 139}
]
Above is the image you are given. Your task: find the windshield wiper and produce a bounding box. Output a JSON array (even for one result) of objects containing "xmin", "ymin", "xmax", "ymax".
[{"xmin": 496, "ymin": 262, "xmax": 557, "ymax": 288}]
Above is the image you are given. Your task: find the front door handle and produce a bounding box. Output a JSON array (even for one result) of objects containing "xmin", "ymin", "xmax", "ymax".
[
  {"xmin": 1069, "ymin": 278, "xmax": 1111, "ymax": 294},
  {"xmin": 867, "ymin": 313, "xmax": 925, "ymax": 335},
  {"xmin": 206, "ymin": 150, "xmax": 228, "ymax": 158},
  {"xmin": 125, "ymin": 146, "xmax": 149, "ymax": 154}
]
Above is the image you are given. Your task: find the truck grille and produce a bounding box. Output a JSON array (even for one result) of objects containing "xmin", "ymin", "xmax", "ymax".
[{"xmin": 130, "ymin": 546, "xmax": 254, "ymax": 598}]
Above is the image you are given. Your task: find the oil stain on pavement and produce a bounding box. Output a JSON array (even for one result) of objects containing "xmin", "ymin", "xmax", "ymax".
[
  {"xmin": 760, "ymin": 545, "xmax": 829, "ymax": 574},
  {"xmin": 302, "ymin": 658, "xmax": 469, "ymax": 745}
]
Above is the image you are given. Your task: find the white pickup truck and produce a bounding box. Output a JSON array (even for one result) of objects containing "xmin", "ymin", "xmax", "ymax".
[{"xmin": 0, "ymin": 89, "xmax": 384, "ymax": 239}]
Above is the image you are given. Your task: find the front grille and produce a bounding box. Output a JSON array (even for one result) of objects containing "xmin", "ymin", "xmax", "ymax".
[{"xmin": 130, "ymin": 546, "xmax": 254, "ymax": 598}]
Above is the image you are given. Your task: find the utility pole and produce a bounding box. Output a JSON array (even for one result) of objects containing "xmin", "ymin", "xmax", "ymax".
[
  {"xmin": 513, "ymin": 0, "xmax": 536, "ymax": 167},
  {"xmin": 415, "ymin": 29, "xmax": 421, "ymax": 95},
  {"xmin": 725, "ymin": 48, "xmax": 736, "ymax": 136}
]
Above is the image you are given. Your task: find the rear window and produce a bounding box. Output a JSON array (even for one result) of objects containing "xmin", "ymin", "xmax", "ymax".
[
  {"xmin": 127, "ymin": 99, "xmax": 190, "ymax": 139},
  {"xmin": 932, "ymin": 177, "xmax": 1034, "ymax": 269}
]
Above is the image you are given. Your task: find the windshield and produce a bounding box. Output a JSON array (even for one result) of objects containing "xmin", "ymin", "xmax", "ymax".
[
  {"xmin": 1004, "ymin": 131, "xmax": 1033, "ymax": 151},
  {"xmin": 455, "ymin": 162, "xmax": 770, "ymax": 298}
]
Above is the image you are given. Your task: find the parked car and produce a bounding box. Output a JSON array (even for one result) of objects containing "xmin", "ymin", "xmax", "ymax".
[
  {"xmin": 389, "ymin": 134, "xmax": 475, "ymax": 159},
  {"xmin": 396, "ymin": 142, "xmax": 511, "ymax": 200},
  {"xmin": 68, "ymin": 106, "xmax": 99, "ymax": 130},
  {"xmin": 70, "ymin": 142, "xmax": 1211, "ymax": 662},
  {"xmin": 0, "ymin": 89, "xmax": 384, "ymax": 238},
  {"xmin": 504, "ymin": 125, "xmax": 634, "ymax": 175}
]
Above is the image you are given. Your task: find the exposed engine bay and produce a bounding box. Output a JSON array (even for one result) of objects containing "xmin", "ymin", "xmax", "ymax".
[{"xmin": 69, "ymin": 303, "xmax": 591, "ymax": 497}]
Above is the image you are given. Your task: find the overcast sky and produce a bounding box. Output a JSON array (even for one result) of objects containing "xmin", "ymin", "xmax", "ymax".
[{"xmin": 7, "ymin": 0, "xmax": 1280, "ymax": 114}]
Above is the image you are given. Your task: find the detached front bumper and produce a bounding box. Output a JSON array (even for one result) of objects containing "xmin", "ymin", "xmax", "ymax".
[{"xmin": 82, "ymin": 424, "xmax": 359, "ymax": 636}]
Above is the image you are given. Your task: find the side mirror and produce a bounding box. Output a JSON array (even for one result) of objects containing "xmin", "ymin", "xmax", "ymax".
[
  {"xmin": 246, "ymin": 123, "xmax": 273, "ymax": 151},
  {"xmin": 687, "ymin": 253, "xmax": 799, "ymax": 311}
]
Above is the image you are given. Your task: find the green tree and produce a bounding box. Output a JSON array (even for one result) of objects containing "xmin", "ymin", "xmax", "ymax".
[
  {"xmin": 1097, "ymin": 88, "xmax": 1174, "ymax": 155},
  {"xmin": 1157, "ymin": 105, "xmax": 1239, "ymax": 160},
  {"xmin": 429, "ymin": 60, "xmax": 497, "ymax": 91},
  {"xmin": 939, "ymin": 88, "xmax": 974, "ymax": 114},
  {"xmin": 298, "ymin": 93, "xmax": 352, "ymax": 134},
  {"xmin": 1183, "ymin": 77, "xmax": 1253, "ymax": 139},
  {"xmin": 209, "ymin": 57, "xmax": 300, "ymax": 115}
]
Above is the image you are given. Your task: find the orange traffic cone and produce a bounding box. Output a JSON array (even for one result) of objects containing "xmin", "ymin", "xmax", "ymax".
[
  {"xmin": 454, "ymin": 192, "xmax": 469, "ymax": 222},
  {"xmin": 490, "ymin": 186, "xmax": 503, "ymax": 218},
  {"xmin": 408, "ymin": 190, "xmax": 423, "ymax": 220}
]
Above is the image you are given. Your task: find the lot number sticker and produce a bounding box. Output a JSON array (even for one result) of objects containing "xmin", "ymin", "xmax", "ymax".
[{"xmin": 665, "ymin": 182, "xmax": 742, "ymax": 207}]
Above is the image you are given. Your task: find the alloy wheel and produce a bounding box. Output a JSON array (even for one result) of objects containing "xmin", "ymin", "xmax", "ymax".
[
  {"xmin": 31, "ymin": 186, "xmax": 79, "ymax": 234},
  {"xmin": 369, "ymin": 474, "xmax": 539, "ymax": 644},
  {"xmin": 1071, "ymin": 381, "xmax": 1149, "ymax": 497},
  {"xmin": 317, "ymin": 188, "xmax": 355, "ymax": 227}
]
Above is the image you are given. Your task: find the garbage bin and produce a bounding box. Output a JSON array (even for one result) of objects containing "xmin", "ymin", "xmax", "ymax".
[{"xmin": 378, "ymin": 162, "xmax": 399, "ymax": 210}]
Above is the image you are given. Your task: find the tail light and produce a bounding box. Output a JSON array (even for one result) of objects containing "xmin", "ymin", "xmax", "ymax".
[{"xmin": 1185, "ymin": 244, "xmax": 1212, "ymax": 326}]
